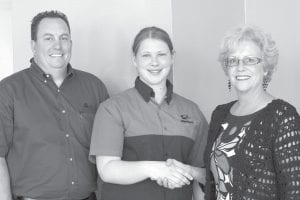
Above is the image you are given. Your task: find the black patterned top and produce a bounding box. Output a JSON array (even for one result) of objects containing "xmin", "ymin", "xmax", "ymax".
[{"xmin": 204, "ymin": 99, "xmax": 300, "ymax": 200}]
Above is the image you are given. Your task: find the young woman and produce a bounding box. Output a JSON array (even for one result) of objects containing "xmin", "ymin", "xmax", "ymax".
[{"xmin": 90, "ymin": 26, "xmax": 208, "ymax": 200}]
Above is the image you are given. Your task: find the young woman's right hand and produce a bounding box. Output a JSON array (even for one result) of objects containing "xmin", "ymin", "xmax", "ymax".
[{"xmin": 149, "ymin": 160, "xmax": 193, "ymax": 189}]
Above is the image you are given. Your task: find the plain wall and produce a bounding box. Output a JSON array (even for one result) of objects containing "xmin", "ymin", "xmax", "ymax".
[
  {"xmin": 0, "ymin": 0, "xmax": 13, "ymax": 80},
  {"xmin": 11, "ymin": 0, "xmax": 172, "ymax": 94},
  {"xmin": 172, "ymin": 0, "xmax": 245, "ymax": 120},
  {"xmin": 245, "ymin": 0, "xmax": 300, "ymax": 114}
]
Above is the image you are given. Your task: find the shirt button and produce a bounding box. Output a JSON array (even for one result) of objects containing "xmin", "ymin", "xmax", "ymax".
[
  {"xmin": 71, "ymin": 181, "xmax": 75, "ymax": 185},
  {"xmin": 69, "ymin": 158, "xmax": 73, "ymax": 161},
  {"xmin": 44, "ymin": 80, "xmax": 47, "ymax": 83},
  {"xmin": 57, "ymin": 89, "xmax": 60, "ymax": 92},
  {"xmin": 45, "ymin": 74, "xmax": 50, "ymax": 78},
  {"xmin": 62, "ymin": 110, "xmax": 66, "ymax": 114},
  {"xmin": 66, "ymin": 134, "xmax": 70, "ymax": 138}
]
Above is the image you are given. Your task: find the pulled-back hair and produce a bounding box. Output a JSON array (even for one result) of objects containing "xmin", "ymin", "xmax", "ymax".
[{"xmin": 132, "ymin": 26, "xmax": 174, "ymax": 55}]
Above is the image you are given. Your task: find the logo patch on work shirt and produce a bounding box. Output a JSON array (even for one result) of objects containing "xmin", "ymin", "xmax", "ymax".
[{"xmin": 180, "ymin": 114, "xmax": 194, "ymax": 123}]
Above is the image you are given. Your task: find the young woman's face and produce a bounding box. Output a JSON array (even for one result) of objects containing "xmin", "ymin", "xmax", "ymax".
[
  {"xmin": 133, "ymin": 38, "xmax": 173, "ymax": 87},
  {"xmin": 226, "ymin": 41, "xmax": 267, "ymax": 94}
]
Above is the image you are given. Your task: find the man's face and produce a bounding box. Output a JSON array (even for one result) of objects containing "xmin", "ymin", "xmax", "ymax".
[{"xmin": 31, "ymin": 18, "xmax": 72, "ymax": 72}]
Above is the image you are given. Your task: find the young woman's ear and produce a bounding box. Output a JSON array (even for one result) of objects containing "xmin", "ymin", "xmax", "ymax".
[{"xmin": 132, "ymin": 54, "xmax": 137, "ymax": 67}]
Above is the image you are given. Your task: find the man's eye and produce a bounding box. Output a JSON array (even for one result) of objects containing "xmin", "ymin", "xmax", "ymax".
[
  {"xmin": 44, "ymin": 37, "xmax": 53, "ymax": 41},
  {"xmin": 61, "ymin": 36, "xmax": 69, "ymax": 41},
  {"xmin": 142, "ymin": 54, "xmax": 150, "ymax": 57},
  {"xmin": 158, "ymin": 53, "xmax": 167, "ymax": 57}
]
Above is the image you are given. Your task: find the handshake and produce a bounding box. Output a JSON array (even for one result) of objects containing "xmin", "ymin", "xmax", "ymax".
[{"xmin": 149, "ymin": 159, "xmax": 197, "ymax": 189}]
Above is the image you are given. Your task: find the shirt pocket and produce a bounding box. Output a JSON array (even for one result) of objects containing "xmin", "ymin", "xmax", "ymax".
[{"xmin": 78, "ymin": 105, "xmax": 98, "ymax": 146}]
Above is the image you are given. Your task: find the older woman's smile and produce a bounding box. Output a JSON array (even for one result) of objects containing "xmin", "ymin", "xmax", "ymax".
[{"xmin": 235, "ymin": 75, "xmax": 251, "ymax": 80}]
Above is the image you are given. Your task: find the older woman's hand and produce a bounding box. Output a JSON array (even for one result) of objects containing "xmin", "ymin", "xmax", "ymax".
[{"xmin": 155, "ymin": 159, "xmax": 195, "ymax": 189}]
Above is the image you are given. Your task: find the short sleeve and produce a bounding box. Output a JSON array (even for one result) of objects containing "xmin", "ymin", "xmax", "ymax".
[
  {"xmin": 0, "ymin": 83, "xmax": 14, "ymax": 157},
  {"xmin": 96, "ymin": 78, "xmax": 109, "ymax": 103},
  {"xmin": 188, "ymin": 106, "xmax": 209, "ymax": 167},
  {"xmin": 273, "ymin": 104, "xmax": 300, "ymax": 199},
  {"xmin": 89, "ymin": 100, "xmax": 124, "ymax": 163}
]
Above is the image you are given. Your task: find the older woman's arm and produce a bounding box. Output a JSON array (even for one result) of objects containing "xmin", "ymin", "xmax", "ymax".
[
  {"xmin": 166, "ymin": 159, "xmax": 206, "ymax": 184},
  {"xmin": 96, "ymin": 156, "xmax": 193, "ymax": 188},
  {"xmin": 273, "ymin": 105, "xmax": 300, "ymax": 199},
  {"xmin": 193, "ymin": 180, "xmax": 205, "ymax": 200},
  {"xmin": 156, "ymin": 159, "xmax": 206, "ymax": 190}
]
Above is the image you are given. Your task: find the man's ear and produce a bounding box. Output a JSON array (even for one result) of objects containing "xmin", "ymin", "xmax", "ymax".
[{"xmin": 31, "ymin": 40, "xmax": 36, "ymax": 54}]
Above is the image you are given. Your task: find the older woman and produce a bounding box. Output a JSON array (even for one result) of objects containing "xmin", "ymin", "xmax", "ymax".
[
  {"xmin": 90, "ymin": 26, "xmax": 208, "ymax": 200},
  {"xmin": 204, "ymin": 25, "xmax": 300, "ymax": 200}
]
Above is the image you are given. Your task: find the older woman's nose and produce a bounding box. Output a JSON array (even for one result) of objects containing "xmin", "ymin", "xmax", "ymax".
[{"xmin": 236, "ymin": 60, "xmax": 246, "ymax": 70}]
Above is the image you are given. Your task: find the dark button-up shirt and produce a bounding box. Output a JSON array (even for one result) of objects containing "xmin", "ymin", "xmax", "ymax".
[
  {"xmin": 0, "ymin": 59, "xmax": 109, "ymax": 199},
  {"xmin": 90, "ymin": 77, "xmax": 208, "ymax": 200}
]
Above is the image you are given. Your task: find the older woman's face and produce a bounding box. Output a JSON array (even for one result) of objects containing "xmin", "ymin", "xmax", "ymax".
[
  {"xmin": 133, "ymin": 38, "xmax": 173, "ymax": 87},
  {"xmin": 226, "ymin": 41, "xmax": 267, "ymax": 94}
]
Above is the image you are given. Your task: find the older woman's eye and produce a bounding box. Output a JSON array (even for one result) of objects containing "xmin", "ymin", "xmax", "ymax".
[
  {"xmin": 243, "ymin": 57, "xmax": 260, "ymax": 65},
  {"xmin": 228, "ymin": 58, "xmax": 238, "ymax": 66}
]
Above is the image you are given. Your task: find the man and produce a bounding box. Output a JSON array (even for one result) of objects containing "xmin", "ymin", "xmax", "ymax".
[{"xmin": 0, "ymin": 10, "xmax": 109, "ymax": 200}]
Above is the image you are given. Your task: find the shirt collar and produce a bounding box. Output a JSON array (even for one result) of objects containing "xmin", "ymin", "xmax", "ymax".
[
  {"xmin": 29, "ymin": 57, "xmax": 74, "ymax": 80},
  {"xmin": 134, "ymin": 77, "xmax": 173, "ymax": 104}
]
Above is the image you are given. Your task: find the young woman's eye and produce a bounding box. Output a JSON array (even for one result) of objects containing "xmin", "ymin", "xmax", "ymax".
[
  {"xmin": 142, "ymin": 54, "xmax": 150, "ymax": 58},
  {"xmin": 44, "ymin": 37, "xmax": 53, "ymax": 41}
]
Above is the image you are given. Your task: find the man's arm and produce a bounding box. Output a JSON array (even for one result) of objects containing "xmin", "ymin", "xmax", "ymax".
[{"xmin": 0, "ymin": 157, "xmax": 12, "ymax": 200}]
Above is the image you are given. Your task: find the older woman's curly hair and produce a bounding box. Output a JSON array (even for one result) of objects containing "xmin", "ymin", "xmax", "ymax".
[{"xmin": 218, "ymin": 25, "xmax": 279, "ymax": 83}]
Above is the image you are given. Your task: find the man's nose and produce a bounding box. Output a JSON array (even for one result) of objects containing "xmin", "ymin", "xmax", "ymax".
[{"xmin": 53, "ymin": 39, "xmax": 62, "ymax": 49}]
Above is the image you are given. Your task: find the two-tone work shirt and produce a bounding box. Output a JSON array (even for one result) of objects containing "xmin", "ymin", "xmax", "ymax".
[
  {"xmin": 90, "ymin": 77, "xmax": 208, "ymax": 200},
  {"xmin": 0, "ymin": 59, "xmax": 109, "ymax": 199}
]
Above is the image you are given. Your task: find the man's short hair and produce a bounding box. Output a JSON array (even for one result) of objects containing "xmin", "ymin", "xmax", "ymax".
[{"xmin": 31, "ymin": 10, "xmax": 71, "ymax": 41}]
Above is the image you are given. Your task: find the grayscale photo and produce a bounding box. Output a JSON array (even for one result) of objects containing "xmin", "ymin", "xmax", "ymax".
[{"xmin": 0, "ymin": 0, "xmax": 299, "ymax": 200}]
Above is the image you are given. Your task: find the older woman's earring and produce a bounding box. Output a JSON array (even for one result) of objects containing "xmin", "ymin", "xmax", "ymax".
[
  {"xmin": 262, "ymin": 77, "xmax": 269, "ymax": 91},
  {"xmin": 228, "ymin": 80, "xmax": 231, "ymax": 92}
]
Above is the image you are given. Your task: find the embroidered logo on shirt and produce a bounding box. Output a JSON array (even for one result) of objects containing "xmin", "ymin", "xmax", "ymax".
[
  {"xmin": 83, "ymin": 102, "xmax": 89, "ymax": 108},
  {"xmin": 180, "ymin": 114, "xmax": 194, "ymax": 123}
]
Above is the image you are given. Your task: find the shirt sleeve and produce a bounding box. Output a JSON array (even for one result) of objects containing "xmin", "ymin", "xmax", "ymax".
[
  {"xmin": 273, "ymin": 105, "xmax": 300, "ymax": 199},
  {"xmin": 89, "ymin": 99, "xmax": 124, "ymax": 163},
  {"xmin": 0, "ymin": 83, "xmax": 14, "ymax": 157},
  {"xmin": 188, "ymin": 106, "xmax": 209, "ymax": 168},
  {"xmin": 96, "ymin": 78, "xmax": 110, "ymax": 103}
]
